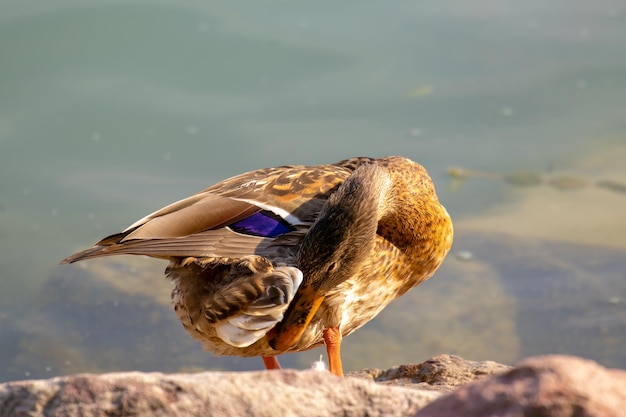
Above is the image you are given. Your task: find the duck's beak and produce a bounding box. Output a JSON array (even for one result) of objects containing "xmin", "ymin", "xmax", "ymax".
[{"xmin": 268, "ymin": 284, "xmax": 325, "ymax": 351}]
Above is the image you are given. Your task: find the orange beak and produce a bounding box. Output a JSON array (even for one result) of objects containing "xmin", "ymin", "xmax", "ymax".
[{"xmin": 268, "ymin": 284, "xmax": 325, "ymax": 351}]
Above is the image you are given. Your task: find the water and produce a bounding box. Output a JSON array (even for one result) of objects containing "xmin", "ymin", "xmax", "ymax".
[{"xmin": 1, "ymin": 0, "xmax": 625, "ymax": 381}]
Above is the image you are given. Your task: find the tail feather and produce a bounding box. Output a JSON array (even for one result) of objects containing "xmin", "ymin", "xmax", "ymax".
[
  {"xmin": 60, "ymin": 231, "xmax": 131, "ymax": 264},
  {"xmin": 60, "ymin": 246, "xmax": 115, "ymax": 264},
  {"xmin": 60, "ymin": 221, "xmax": 281, "ymax": 265}
]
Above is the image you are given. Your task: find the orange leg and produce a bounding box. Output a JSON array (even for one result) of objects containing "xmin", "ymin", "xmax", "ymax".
[
  {"xmin": 262, "ymin": 355, "xmax": 281, "ymax": 370},
  {"xmin": 323, "ymin": 327, "xmax": 343, "ymax": 377}
]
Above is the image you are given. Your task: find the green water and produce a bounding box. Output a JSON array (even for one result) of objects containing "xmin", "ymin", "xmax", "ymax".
[{"xmin": 1, "ymin": 0, "xmax": 625, "ymax": 381}]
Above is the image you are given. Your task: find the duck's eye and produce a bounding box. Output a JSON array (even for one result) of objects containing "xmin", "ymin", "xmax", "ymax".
[{"xmin": 327, "ymin": 262, "xmax": 339, "ymax": 274}]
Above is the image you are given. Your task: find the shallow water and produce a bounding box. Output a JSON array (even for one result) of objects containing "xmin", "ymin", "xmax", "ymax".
[{"xmin": 1, "ymin": 0, "xmax": 625, "ymax": 381}]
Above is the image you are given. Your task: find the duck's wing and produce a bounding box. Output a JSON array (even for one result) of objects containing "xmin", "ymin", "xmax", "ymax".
[{"xmin": 61, "ymin": 163, "xmax": 352, "ymax": 264}]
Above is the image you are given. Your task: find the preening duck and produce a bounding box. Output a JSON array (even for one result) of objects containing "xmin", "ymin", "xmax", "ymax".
[{"xmin": 61, "ymin": 156, "xmax": 453, "ymax": 376}]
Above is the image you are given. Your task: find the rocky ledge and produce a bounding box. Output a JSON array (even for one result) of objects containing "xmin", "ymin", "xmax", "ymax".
[{"xmin": 1, "ymin": 354, "xmax": 625, "ymax": 417}]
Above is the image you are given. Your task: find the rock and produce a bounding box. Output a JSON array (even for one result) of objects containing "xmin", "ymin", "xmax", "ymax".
[
  {"xmin": 350, "ymin": 354, "xmax": 511, "ymax": 392},
  {"xmin": 415, "ymin": 355, "xmax": 626, "ymax": 417},
  {"xmin": 0, "ymin": 369, "xmax": 440, "ymax": 417},
  {"xmin": 3, "ymin": 355, "xmax": 624, "ymax": 417}
]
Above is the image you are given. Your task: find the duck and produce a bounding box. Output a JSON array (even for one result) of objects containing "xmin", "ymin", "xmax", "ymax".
[{"xmin": 61, "ymin": 156, "xmax": 453, "ymax": 376}]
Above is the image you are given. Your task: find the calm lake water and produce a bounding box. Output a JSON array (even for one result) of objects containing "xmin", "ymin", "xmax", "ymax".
[{"xmin": 1, "ymin": 0, "xmax": 625, "ymax": 382}]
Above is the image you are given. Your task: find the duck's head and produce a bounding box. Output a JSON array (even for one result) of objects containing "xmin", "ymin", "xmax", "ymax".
[
  {"xmin": 268, "ymin": 163, "xmax": 391, "ymax": 351},
  {"xmin": 296, "ymin": 163, "xmax": 392, "ymax": 292}
]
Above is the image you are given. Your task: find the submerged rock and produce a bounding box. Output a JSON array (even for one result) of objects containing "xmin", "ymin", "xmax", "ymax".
[{"xmin": 5, "ymin": 230, "xmax": 625, "ymax": 384}]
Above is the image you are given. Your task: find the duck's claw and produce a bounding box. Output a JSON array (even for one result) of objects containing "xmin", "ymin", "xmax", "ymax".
[{"xmin": 267, "ymin": 284, "xmax": 325, "ymax": 351}]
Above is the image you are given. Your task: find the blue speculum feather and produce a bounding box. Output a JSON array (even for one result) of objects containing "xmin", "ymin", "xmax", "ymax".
[{"xmin": 229, "ymin": 211, "xmax": 294, "ymax": 237}]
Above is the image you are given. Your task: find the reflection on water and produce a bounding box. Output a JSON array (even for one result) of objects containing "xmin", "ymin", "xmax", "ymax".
[{"xmin": 1, "ymin": 0, "xmax": 625, "ymax": 381}]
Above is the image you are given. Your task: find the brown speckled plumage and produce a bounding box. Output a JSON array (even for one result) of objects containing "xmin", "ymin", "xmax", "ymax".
[{"xmin": 61, "ymin": 156, "xmax": 453, "ymax": 375}]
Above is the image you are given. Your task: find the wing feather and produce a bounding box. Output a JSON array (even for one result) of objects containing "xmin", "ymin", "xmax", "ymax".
[
  {"xmin": 124, "ymin": 196, "xmax": 259, "ymax": 240},
  {"xmin": 62, "ymin": 160, "xmax": 359, "ymax": 264}
]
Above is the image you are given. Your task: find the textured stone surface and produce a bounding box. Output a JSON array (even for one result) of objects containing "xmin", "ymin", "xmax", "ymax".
[
  {"xmin": 415, "ymin": 355, "xmax": 626, "ymax": 417},
  {"xmin": 3, "ymin": 355, "xmax": 624, "ymax": 417},
  {"xmin": 0, "ymin": 369, "xmax": 440, "ymax": 417},
  {"xmin": 350, "ymin": 354, "xmax": 511, "ymax": 392}
]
